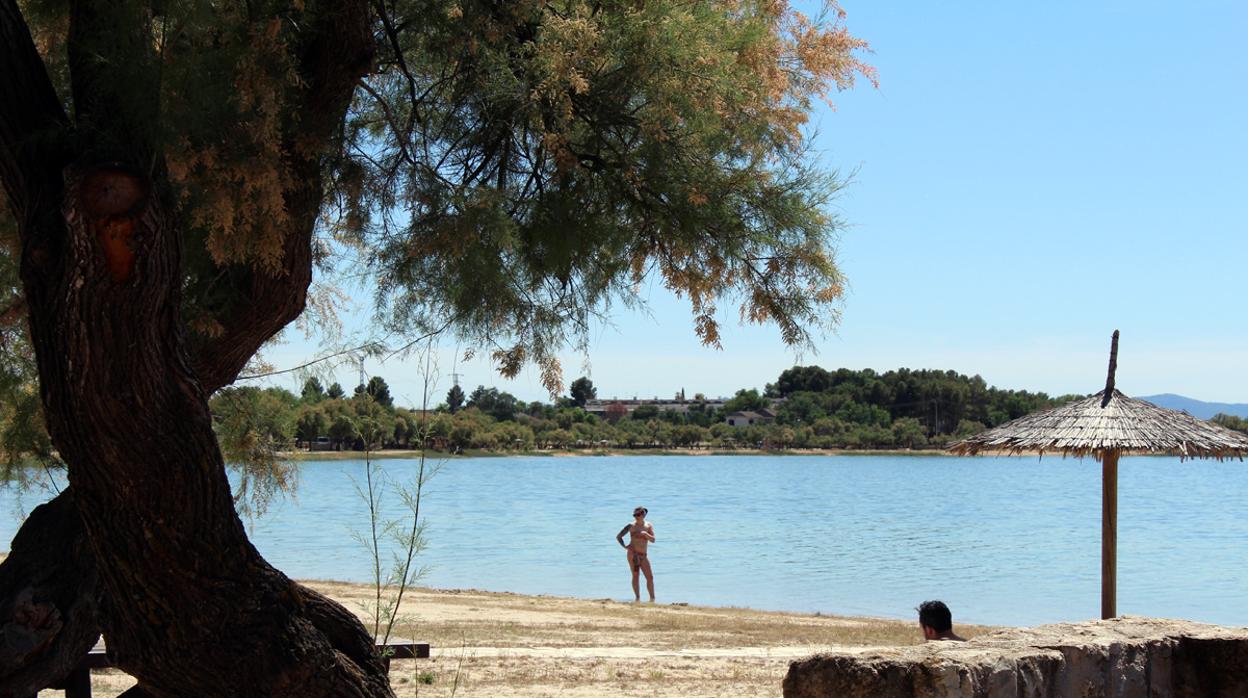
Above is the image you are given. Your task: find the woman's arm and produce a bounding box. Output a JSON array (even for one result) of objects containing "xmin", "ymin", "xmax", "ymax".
[{"xmin": 616, "ymin": 524, "xmax": 631, "ymax": 549}]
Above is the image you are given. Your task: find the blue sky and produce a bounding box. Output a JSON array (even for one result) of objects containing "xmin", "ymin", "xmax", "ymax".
[{"xmin": 259, "ymin": 1, "xmax": 1247, "ymax": 407}]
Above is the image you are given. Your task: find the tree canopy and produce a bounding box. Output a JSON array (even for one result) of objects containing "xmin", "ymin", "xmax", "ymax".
[
  {"xmin": 1212, "ymin": 414, "xmax": 1248, "ymax": 435},
  {"xmin": 569, "ymin": 376, "xmax": 596, "ymax": 408},
  {"xmin": 354, "ymin": 0, "xmax": 875, "ymax": 390},
  {"xmin": 0, "ymin": 0, "xmax": 873, "ymax": 694},
  {"xmin": 766, "ymin": 366, "xmax": 1080, "ymax": 433},
  {"xmin": 0, "ymin": 0, "xmax": 875, "ymax": 464},
  {"xmin": 365, "ymin": 376, "xmax": 394, "ymax": 407},
  {"xmin": 445, "ymin": 383, "xmax": 466, "ymax": 413},
  {"xmin": 301, "ymin": 377, "xmax": 327, "ymax": 403}
]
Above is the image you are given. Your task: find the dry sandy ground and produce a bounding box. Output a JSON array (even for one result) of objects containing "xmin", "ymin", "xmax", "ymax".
[{"xmin": 45, "ymin": 580, "xmax": 995, "ymax": 697}]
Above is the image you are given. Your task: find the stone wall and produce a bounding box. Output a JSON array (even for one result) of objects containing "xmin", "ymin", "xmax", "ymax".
[{"xmin": 783, "ymin": 617, "xmax": 1248, "ymax": 697}]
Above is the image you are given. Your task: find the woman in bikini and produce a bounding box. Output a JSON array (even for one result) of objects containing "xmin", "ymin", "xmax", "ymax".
[{"xmin": 616, "ymin": 506, "xmax": 656, "ymax": 602}]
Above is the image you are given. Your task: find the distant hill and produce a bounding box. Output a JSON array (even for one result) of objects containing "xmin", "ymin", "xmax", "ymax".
[{"xmin": 1135, "ymin": 394, "xmax": 1248, "ymax": 420}]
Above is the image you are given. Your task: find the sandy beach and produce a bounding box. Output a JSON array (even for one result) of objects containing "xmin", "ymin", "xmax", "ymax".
[{"xmin": 47, "ymin": 579, "xmax": 994, "ymax": 697}]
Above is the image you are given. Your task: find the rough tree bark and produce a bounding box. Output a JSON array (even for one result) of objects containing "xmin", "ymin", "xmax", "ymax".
[
  {"xmin": 0, "ymin": 490, "xmax": 101, "ymax": 697},
  {"xmin": 0, "ymin": 0, "xmax": 391, "ymax": 695}
]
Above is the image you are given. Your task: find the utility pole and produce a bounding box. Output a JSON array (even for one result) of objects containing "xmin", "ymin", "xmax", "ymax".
[{"xmin": 449, "ymin": 371, "xmax": 463, "ymax": 387}]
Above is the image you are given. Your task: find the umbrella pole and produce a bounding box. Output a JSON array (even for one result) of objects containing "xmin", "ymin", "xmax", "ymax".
[{"xmin": 1101, "ymin": 449, "xmax": 1119, "ymax": 619}]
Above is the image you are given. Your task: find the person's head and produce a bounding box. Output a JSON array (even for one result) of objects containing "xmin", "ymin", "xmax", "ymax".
[
  {"xmin": 632, "ymin": 506, "xmax": 647, "ymax": 520},
  {"xmin": 917, "ymin": 600, "xmax": 952, "ymax": 640}
]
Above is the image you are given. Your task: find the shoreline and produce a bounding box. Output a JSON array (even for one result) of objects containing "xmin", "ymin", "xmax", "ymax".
[
  {"xmin": 55, "ymin": 575, "xmax": 995, "ymax": 697},
  {"xmin": 280, "ymin": 447, "xmax": 1188, "ymax": 461},
  {"xmin": 0, "ymin": 550, "xmax": 946, "ymax": 630},
  {"xmin": 282, "ymin": 446, "xmax": 958, "ymax": 461},
  {"xmin": 1, "ymin": 448, "xmax": 1180, "ymax": 472}
]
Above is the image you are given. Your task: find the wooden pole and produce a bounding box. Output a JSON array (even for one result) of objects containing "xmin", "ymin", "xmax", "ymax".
[
  {"xmin": 1101, "ymin": 449, "xmax": 1119, "ymax": 619},
  {"xmin": 1101, "ymin": 330, "xmax": 1120, "ymax": 407},
  {"xmin": 1100, "ymin": 330, "xmax": 1121, "ymax": 618}
]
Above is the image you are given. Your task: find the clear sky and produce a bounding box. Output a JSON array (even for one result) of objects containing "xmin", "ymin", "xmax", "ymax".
[{"xmin": 258, "ymin": 1, "xmax": 1248, "ymax": 407}]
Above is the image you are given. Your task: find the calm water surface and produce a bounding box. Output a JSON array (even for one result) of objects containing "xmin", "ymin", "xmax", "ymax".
[{"xmin": 3, "ymin": 454, "xmax": 1245, "ymax": 628}]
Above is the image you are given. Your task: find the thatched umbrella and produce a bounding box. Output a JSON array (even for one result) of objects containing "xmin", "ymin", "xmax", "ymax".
[{"xmin": 949, "ymin": 331, "xmax": 1248, "ymax": 619}]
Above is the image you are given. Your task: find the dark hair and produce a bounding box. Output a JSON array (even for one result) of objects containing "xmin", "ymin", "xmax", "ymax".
[
  {"xmin": 917, "ymin": 600, "xmax": 952, "ymax": 632},
  {"xmin": 633, "ymin": 506, "xmax": 647, "ymax": 515}
]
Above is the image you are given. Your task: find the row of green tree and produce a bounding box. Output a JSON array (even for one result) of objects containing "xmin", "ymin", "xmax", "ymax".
[
  {"xmin": 210, "ymin": 367, "xmax": 1083, "ymax": 453},
  {"xmin": 1212, "ymin": 414, "xmax": 1248, "ymax": 435},
  {"xmin": 762, "ymin": 366, "xmax": 1081, "ymax": 436}
]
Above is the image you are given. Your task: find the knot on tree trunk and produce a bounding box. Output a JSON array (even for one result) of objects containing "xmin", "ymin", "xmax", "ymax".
[{"xmin": 78, "ymin": 166, "xmax": 151, "ymax": 283}]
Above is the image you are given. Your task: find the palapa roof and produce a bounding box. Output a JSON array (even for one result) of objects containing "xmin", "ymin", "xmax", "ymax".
[{"xmin": 949, "ymin": 389, "xmax": 1248, "ymax": 460}]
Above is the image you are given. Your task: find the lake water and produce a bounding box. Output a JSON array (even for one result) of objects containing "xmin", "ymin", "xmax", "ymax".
[{"xmin": 3, "ymin": 454, "xmax": 1246, "ymax": 628}]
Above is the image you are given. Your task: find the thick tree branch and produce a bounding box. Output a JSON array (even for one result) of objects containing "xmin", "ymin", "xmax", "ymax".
[
  {"xmin": 190, "ymin": 0, "xmax": 375, "ymax": 392},
  {"xmin": 67, "ymin": 0, "xmax": 160, "ymax": 163},
  {"xmin": 20, "ymin": 153, "xmax": 390, "ymax": 694},
  {"xmin": 296, "ymin": 583, "xmax": 388, "ymax": 676},
  {"xmin": 0, "ymin": 490, "xmax": 102, "ymax": 697},
  {"xmin": 0, "ymin": 0, "xmax": 70, "ymax": 226}
]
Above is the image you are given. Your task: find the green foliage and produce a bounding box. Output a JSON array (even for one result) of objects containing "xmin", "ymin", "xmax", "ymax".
[
  {"xmin": 365, "ymin": 376, "xmax": 394, "ymax": 408},
  {"xmin": 723, "ymin": 389, "xmax": 768, "ymax": 413},
  {"xmin": 348, "ymin": 0, "xmax": 874, "ymax": 395},
  {"xmin": 1212, "ymin": 414, "xmax": 1248, "ymax": 434},
  {"xmin": 328, "ymin": 414, "xmax": 359, "ymax": 447},
  {"xmin": 775, "ymin": 392, "xmax": 827, "ymax": 425},
  {"xmin": 768, "ymin": 366, "xmax": 1072, "ymax": 433},
  {"xmin": 327, "ymin": 382, "xmax": 347, "ymax": 399},
  {"xmin": 631, "ymin": 405, "xmax": 659, "ymax": 421},
  {"xmin": 208, "ymin": 386, "xmax": 298, "ymax": 517},
  {"xmin": 834, "ymin": 401, "xmax": 890, "ymax": 428},
  {"xmin": 891, "ymin": 417, "xmax": 928, "ymax": 449},
  {"xmin": 285, "ymin": 364, "xmax": 1089, "ymax": 453},
  {"xmin": 445, "ymin": 384, "xmax": 465, "ymax": 413},
  {"xmin": 568, "ymin": 376, "xmax": 596, "ymax": 408},
  {"xmin": 210, "ymin": 387, "xmax": 297, "ymax": 453},
  {"xmin": 0, "ymin": 384, "xmax": 57, "ymax": 483},
  {"xmin": 301, "ymin": 377, "xmax": 327, "ymax": 403},
  {"xmin": 466, "ymin": 385, "xmax": 520, "ymax": 421},
  {"xmin": 392, "ymin": 409, "xmax": 418, "ymax": 447},
  {"xmin": 954, "ymin": 419, "xmax": 987, "ymax": 438},
  {"xmin": 353, "ymin": 397, "xmax": 392, "ymax": 449},
  {"xmin": 295, "ymin": 407, "xmax": 328, "ymax": 443},
  {"xmin": 0, "ymin": 201, "xmax": 57, "ymax": 482}
]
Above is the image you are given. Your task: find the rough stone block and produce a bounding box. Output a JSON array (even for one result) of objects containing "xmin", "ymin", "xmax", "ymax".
[{"xmin": 782, "ymin": 617, "xmax": 1248, "ymax": 697}]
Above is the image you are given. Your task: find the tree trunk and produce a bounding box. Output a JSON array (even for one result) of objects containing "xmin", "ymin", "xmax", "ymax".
[
  {"xmin": 2, "ymin": 0, "xmax": 388, "ymax": 692},
  {"xmin": 1, "ymin": 491, "xmax": 390, "ymax": 697},
  {"xmin": 12, "ymin": 167, "xmax": 395, "ymax": 697}
]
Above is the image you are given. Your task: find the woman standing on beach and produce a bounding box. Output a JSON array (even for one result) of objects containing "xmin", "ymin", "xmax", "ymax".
[{"xmin": 617, "ymin": 506, "xmax": 657, "ymax": 602}]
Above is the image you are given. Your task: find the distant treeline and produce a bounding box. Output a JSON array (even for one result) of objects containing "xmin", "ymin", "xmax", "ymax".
[
  {"xmin": 210, "ymin": 367, "xmax": 1084, "ymax": 453},
  {"xmin": 1212, "ymin": 414, "xmax": 1248, "ymax": 435},
  {"xmin": 764, "ymin": 366, "xmax": 1083, "ymax": 441}
]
